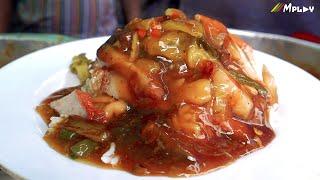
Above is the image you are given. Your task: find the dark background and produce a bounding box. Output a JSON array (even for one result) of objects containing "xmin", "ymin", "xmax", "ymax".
[{"xmin": 1, "ymin": 0, "xmax": 320, "ymax": 43}]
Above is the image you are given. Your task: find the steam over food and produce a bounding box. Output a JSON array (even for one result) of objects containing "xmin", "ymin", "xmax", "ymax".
[{"xmin": 37, "ymin": 9, "xmax": 277, "ymax": 176}]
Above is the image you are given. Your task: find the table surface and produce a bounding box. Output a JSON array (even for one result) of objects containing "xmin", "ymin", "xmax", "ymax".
[{"xmin": 0, "ymin": 31, "xmax": 319, "ymax": 179}]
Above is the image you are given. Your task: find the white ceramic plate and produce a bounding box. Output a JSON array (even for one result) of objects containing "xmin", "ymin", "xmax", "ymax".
[{"xmin": 0, "ymin": 37, "xmax": 319, "ymax": 180}]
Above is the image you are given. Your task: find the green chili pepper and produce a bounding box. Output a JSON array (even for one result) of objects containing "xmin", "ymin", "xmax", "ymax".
[
  {"xmin": 59, "ymin": 128, "xmax": 78, "ymax": 140},
  {"xmin": 64, "ymin": 118, "xmax": 108, "ymax": 142},
  {"xmin": 229, "ymin": 70, "xmax": 268, "ymax": 97},
  {"xmin": 70, "ymin": 139, "xmax": 98, "ymax": 158}
]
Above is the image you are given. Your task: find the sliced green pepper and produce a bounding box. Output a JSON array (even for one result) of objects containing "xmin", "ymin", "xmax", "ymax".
[
  {"xmin": 70, "ymin": 139, "xmax": 98, "ymax": 158},
  {"xmin": 59, "ymin": 128, "xmax": 78, "ymax": 140},
  {"xmin": 229, "ymin": 70, "xmax": 268, "ymax": 97},
  {"xmin": 64, "ymin": 118, "xmax": 108, "ymax": 142}
]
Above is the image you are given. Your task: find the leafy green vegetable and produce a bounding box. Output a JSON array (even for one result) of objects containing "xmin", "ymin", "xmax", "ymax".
[
  {"xmin": 64, "ymin": 118, "xmax": 109, "ymax": 142},
  {"xmin": 59, "ymin": 128, "xmax": 78, "ymax": 140},
  {"xmin": 229, "ymin": 70, "xmax": 268, "ymax": 97},
  {"xmin": 70, "ymin": 139, "xmax": 98, "ymax": 158},
  {"xmin": 70, "ymin": 54, "xmax": 91, "ymax": 83}
]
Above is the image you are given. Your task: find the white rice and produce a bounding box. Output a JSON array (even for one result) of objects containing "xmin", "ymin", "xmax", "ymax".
[
  {"xmin": 101, "ymin": 142, "xmax": 119, "ymax": 165},
  {"xmin": 48, "ymin": 116, "xmax": 64, "ymax": 133}
]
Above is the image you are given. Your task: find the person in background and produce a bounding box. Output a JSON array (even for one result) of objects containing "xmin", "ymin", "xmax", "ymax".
[
  {"xmin": 180, "ymin": 0, "xmax": 320, "ymax": 43},
  {"xmin": 0, "ymin": 0, "xmax": 141, "ymax": 38},
  {"xmin": 140, "ymin": 0, "xmax": 178, "ymax": 19},
  {"xmin": 118, "ymin": 0, "xmax": 320, "ymax": 43}
]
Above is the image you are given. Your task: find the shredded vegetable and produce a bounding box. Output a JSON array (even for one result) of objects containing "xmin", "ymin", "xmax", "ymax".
[
  {"xmin": 70, "ymin": 139, "xmax": 98, "ymax": 158},
  {"xmin": 229, "ymin": 70, "xmax": 268, "ymax": 97}
]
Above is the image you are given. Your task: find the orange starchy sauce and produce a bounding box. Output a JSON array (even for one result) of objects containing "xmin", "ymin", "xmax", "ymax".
[{"xmin": 38, "ymin": 85, "xmax": 274, "ymax": 176}]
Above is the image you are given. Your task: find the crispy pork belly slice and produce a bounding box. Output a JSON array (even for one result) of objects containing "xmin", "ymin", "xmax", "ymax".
[{"xmin": 50, "ymin": 90, "xmax": 87, "ymax": 118}]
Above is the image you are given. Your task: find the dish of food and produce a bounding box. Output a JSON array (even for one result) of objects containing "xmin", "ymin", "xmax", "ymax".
[
  {"xmin": 0, "ymin": 9, "xmax": 319, "ymax": 180},
  {"xmin": 35, "ymin": 9, "xmax": 277, "ymax": 176}
]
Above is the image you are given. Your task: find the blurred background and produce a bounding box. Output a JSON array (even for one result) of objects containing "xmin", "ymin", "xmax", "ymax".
[
  {"xmin": 0, "ymin": 0, "xmax": 319, "ymax": 77},
  {"xmin": 1, "ymin": 0, "xmax": 319, "ymax": 39}
]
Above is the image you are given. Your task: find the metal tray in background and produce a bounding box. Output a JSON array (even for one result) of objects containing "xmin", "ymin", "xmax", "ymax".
[
  {"xmin": 0, "ymin": 33, "xmax": 75, "ymax": 67},
  {"xmin": 230, "ymin": 29, "xmax": 320, "ymax": 79}
]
